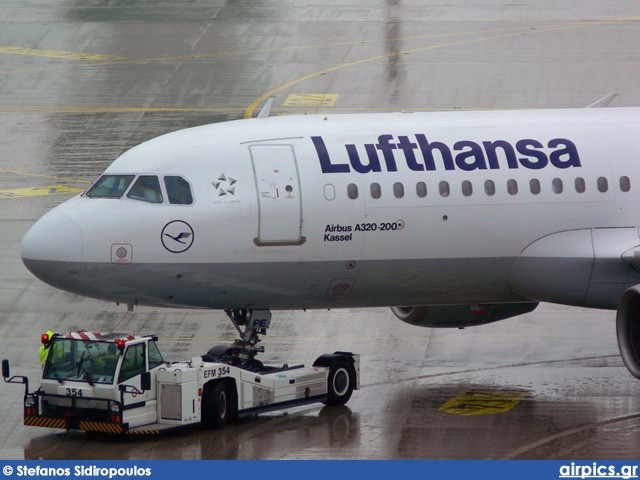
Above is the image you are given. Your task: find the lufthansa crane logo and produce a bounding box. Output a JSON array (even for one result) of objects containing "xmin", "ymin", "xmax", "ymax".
[{"xmin": 161, "ymin": 220, "xmax": 194, "ymax": 253}]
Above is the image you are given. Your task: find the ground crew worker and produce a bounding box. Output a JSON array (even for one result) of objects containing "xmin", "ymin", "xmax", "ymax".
[
  {"xmin": 94, "ymin": 343, "xmax": 120, "ymax": 377},
  {"xmin": 39, "ymin": 330, "xmax": 54, "ymax": 365}
]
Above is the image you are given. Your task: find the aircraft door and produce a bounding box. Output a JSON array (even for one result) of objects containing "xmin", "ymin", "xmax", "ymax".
[{"xmin": 250, "ymin": 145, "xmax": 305, "ymax": 246}]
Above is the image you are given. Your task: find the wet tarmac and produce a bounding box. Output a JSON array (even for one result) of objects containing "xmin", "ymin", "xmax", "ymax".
[{"xmin": 2, "ymin": 0, "xmax": 640, "ymax": 460}]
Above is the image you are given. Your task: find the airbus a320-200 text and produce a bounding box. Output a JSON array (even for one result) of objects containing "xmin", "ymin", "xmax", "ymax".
[{"xmin": 323, "ymin": 222, "xmax": 403, "ymax": 242}]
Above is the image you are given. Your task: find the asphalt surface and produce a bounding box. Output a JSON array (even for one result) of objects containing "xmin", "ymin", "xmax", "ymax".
[{"xmin": 2, "ymin": 0, "xmax": 640, "ymax": 460}]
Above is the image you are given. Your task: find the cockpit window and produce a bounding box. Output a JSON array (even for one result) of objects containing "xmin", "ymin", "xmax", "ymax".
[
  {"xmin": 86, "ymin": 175, "xmax": 134, "ymax": 198},
  {"xmin": 164, "ymin": 176, "xmax": 193, "ymax": 205},
  {"xmin": 127, "ymin": 176, "xmax": 163, "ymax": 204}
]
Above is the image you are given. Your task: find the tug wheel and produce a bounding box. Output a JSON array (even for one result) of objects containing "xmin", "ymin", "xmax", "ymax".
[
  {"xmin": 202, "ymin": 381, "xmax": 228, "ymax": 429},
  {"xmin": 325, "ymin": 358, "xmax": 355, "ymax": 406}
]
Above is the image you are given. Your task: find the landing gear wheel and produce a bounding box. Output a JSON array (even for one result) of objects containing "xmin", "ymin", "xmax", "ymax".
[
  {"xmin": 325, "ymin": 358, "xmax": 355, "ymax": 406},
  {"xmin": 202, "ymin": 382, "xmax": 228, "ymax": 429}
]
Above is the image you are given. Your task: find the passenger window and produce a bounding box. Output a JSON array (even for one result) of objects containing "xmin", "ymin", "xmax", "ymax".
[
  {"xmin": 507, "ymin": 179, "xmax": 518, "ymax": 195},
  {"xmin": 127, "ymin": 176, "xmax": 163, "ymax": 204},
  {"xmin": 323, "ymin": 184, "xmax": 336, "ymax": 201},
  {"xmin": 416, "ymin": 182, "xmax": 427, "ymax": 198},
  {"xmin": 164, "ymin": 176, "xmax": 193, "ymax": 205},
  {"xmin": 347, "ymin": 183, "xmax": 358, "ymax": 200},
  {"xmin": 370, "ymin": 183, "xmax": 381, "ymax": 199},
  {"xmin": 393, "ymin": 182, "xmax": 404, "ymax": 199},
  {"xmin": 484, "ymin": 180, "xmax": 495, "ymax": 196},
  {"xmin": 575, "ymin": 177, "xmax": 586, "ymax": 193},
  {"xmin": 461, "ymin": 180, "xmax": 472, "ymax": 197},
  {"xmin": 552, "ymin": 178, "xmax": 563, "ymax": 194},
  {"xmin": 86, "ymin": 175, "xmax": 135, "ymax": 198},
  {"xmin": 118, "ymin": 343, "xmax": 145, "ymax": 383},
  {"xmin": 530, "ymin": 178, "xmax": 541, "ymax": 195},
  {"xmin": 620, "ymin": 176, "xmax": 631, "ymax": 192},
  {"xmin": 439, "ymin": 181, "xmax": 450, "ymax": 197},
  {"xmin": 148, "ymin": 341, "xmax": 165, "ymax": 370},
  {"xmin": 597, "ymin": 177, "xmax": 609, "ymax": 193}
]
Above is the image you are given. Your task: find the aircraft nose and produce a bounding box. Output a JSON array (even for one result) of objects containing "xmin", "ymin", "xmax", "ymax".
[{"xmin": 22, "ymin": 209, "xmax": 83, "ymax": 281}]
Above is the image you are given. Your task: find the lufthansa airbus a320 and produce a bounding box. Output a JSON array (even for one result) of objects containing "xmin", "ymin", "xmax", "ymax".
[{"xmin": 20, "ymin": 101, "xmax": 640, "ymax": 379}]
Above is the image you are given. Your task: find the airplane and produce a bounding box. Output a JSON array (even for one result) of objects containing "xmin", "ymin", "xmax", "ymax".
[{"xmin": 19, "ymin": 99, "xmax": 640, "ymax": 379}]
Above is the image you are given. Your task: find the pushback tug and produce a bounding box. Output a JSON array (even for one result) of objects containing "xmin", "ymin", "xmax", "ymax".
[{"xmin": 3, "ymin": 310, "xmax": 359, "ymax": 434}]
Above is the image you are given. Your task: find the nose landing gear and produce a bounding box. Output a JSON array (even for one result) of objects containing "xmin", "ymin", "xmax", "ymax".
[{"xmin": 223, "ymin": 309, "xmax": 272, "ymax": 363}]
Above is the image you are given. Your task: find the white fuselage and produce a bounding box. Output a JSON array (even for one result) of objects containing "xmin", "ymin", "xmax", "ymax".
[{"xmin": 21, "ymin": 108, "xmax": 640, "ymax": 311}]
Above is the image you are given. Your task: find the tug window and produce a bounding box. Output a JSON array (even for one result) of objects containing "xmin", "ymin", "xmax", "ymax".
[
  {"xmin": 164, "ymin": 176, "xmax": 193, "ymax": 205},
  {"xmin": 148, "ymin": 341, "xmax": 165, "ymax": 370},
  {"xmin": 86, "ymin": 175, "xmax": 134, "ymax": 198},
  {"xmin": 118, "ymin": 343, "xmax": 146, "ymax": 383},
  {"xmin": 127, "ymin": 176, "xmax": 163, "ymax": 204}
]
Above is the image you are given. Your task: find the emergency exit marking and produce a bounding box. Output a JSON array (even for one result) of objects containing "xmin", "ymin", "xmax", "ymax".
[
  {"xmin": 0, "ymin": 185, "xmax": 85, "ymax": 198},
  {"xmin": 283, "ymin": 94, "xmax": 339, "ymax": 107},
  {"xmin": 439, "ymin": 390, "xmax": 529, "ymax": 416}
]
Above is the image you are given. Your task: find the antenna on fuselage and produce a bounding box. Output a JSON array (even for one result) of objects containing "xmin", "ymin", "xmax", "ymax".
[
  {"xmin": 257, "ymin": 96, "xmax": 275, "ymax": 118},
  {"xmin": 587, "ymin": 93, "xmax": 618, "ymax": 108}
]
